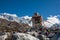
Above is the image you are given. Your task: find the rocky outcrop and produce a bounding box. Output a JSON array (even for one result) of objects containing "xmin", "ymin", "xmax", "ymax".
[{"xmin": 12, "ymin": 32, "xmax": 39, "ymax": 40}]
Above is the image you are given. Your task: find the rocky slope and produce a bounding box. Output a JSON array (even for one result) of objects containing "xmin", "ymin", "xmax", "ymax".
[{"xmin": 0, "ymin": 18, "xmax": 31, "ymax": 33}]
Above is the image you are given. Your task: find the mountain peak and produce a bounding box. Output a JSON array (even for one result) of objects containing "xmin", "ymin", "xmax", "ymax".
[{"xmin": 3, "ymin": 13, "xmax": 18, "ymax": 17}]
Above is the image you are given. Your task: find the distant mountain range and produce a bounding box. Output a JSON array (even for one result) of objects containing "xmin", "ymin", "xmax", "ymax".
[
  {"xmin": 0, "ymin": 13, "xmax": 60, "ymax": 31},
  {"xmin": 0, "ymin": 13, "xmax": 32, "ymax": 32},
  {"xmin": 0, "ymin": 13, "xmax": 32, "ymax": 26}
]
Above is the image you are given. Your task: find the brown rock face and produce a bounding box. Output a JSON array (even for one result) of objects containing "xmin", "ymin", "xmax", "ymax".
[{"xmin": 0, "ymin": 18, "xmax": 30, "ymax": 33}]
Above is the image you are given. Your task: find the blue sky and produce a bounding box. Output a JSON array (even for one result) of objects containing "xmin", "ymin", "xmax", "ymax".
[{"xmin": 0, "ymin": 0, "xmax": 60, "ymax": 19}]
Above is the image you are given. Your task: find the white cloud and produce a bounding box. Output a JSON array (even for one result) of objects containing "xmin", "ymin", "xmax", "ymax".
[{"xmin": 43, "ymin": 15, "xmax": 60, "ymax": 28}]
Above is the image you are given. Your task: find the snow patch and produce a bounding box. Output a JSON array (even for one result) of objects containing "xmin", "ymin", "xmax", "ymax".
[{"xmin": 3, "ymin": 13, "xmax": 18, "ymax": 17}]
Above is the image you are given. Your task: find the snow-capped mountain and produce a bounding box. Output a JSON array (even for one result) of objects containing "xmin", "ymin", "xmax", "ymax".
[
  {"xmin": 0, "ymin": 13, "xmax": 20, "ymax": 23},
  {"xmin": 43, "ymin": 15, "xmax": 60, "ymax": 28},
  {"xmin": 0, "ymin": 13, "xmax": 32, "ymax": 26}
]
